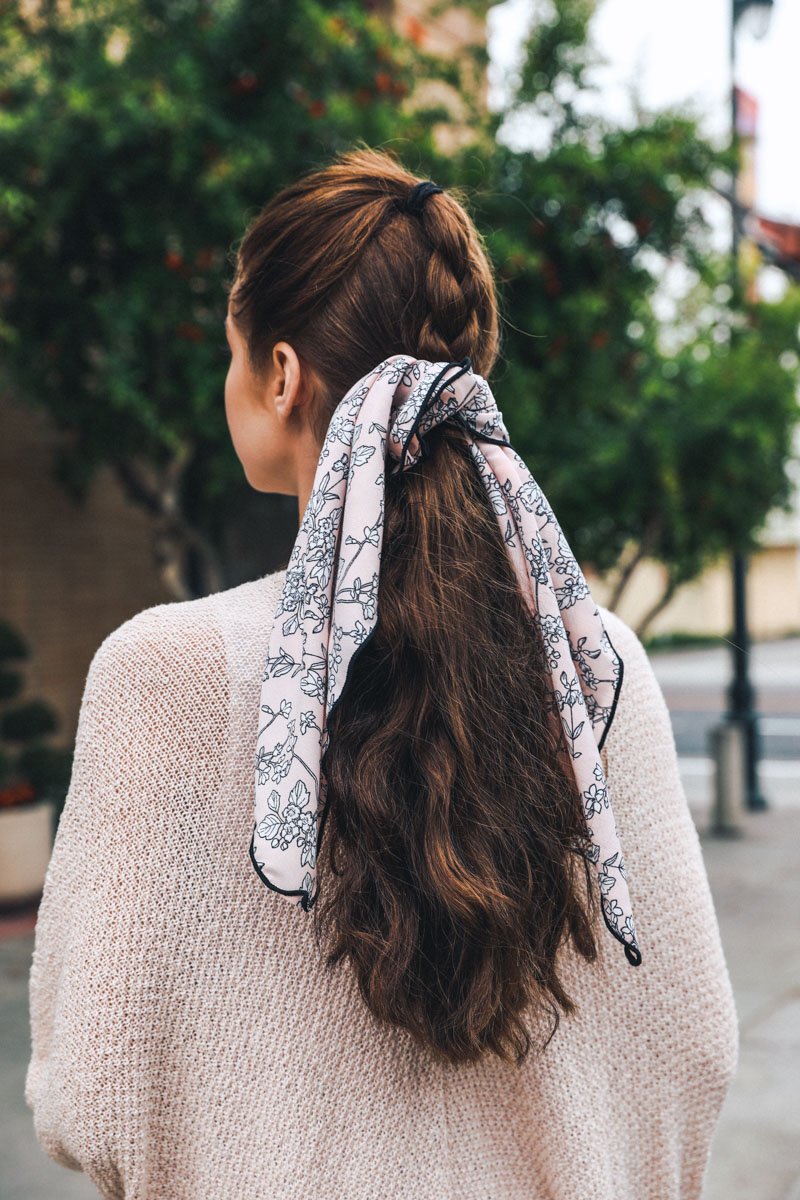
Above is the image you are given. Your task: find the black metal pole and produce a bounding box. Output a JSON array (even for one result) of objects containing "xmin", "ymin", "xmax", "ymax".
[
  {"xmin": 727, "ymin": 0, "xmax": 768, "ymax": 812},
  {"xmin": 727, "ymin": 552, "xmax": 767, "ymax": 808}
]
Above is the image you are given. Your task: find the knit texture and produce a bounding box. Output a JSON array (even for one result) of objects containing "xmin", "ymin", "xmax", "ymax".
[{"xmin": 26, "ymin": 567, "xmax": 739, "ymax": 1200}]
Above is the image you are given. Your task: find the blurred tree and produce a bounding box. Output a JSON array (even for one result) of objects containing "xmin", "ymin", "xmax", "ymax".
[
  {"xmin": 450, "ymin": 0, "xmax": 800, "ymax": 633},
  {"xmin": 0, "ymin": 618, "xmax": 73, "ymax": 818},
  {"xmin": 610, "ymin": 275, "xmax": 800, "ymax": 631},
  {"xmin": 0, "ymin": 0, "xmax": 475, "ymax": 597}
]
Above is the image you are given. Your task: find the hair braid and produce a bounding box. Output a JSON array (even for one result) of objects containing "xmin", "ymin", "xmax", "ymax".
[{"xmin": 409, "ymin": 198, "xmax": 493, "ymax": 365}]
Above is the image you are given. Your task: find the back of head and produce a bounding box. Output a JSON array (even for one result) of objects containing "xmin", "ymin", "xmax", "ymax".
[{"xmin": 231, "ymin": 146, "xmax": 599, "ymax": 1067}]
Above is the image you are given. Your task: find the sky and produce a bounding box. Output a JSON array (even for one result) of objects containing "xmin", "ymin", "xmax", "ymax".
[{"xmin": 488, "ymin": 0, "xmax": 800, "ymax": 228}]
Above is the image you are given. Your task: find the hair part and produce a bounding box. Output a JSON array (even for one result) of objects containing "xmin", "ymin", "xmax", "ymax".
[{"xmin": 230, "ymin": 145, "xmax": 599, "ymax": 1066}]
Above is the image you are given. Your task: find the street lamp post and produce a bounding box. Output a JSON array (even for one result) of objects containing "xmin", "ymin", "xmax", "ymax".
[{"xmin": 726, "ymin": 0, "xmax": 773, "ymax": 813}]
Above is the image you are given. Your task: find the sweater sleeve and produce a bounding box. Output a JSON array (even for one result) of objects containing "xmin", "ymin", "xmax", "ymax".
[
  {"xmin": 24, "ymin": 600, "xmax": 229, "ymax": 1197},
  {"xmin": 596, "ymin": 605, "xmax": 740, "ymax": 1096}
]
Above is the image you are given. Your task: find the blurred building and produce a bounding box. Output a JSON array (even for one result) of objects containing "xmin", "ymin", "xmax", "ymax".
[
  {"xmin": 389, "ymin": 0, "xmax": 489, "ymax": 153},
  {"xmin": 0, "ymin": 389, "xmax": 169, "ymax": 728},
  {"xmin": 591, "ymin": 497, "xmax": 800, "ymax": 639}
]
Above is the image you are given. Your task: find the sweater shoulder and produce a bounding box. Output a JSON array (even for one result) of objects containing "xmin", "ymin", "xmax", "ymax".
[
  {"xmin": 89, "ymin": 568, "xmax": 288, "ymax": 681},
  {"xmin": 60, "ymin": 567, "xmax": 289, "ymax": 812},
  {"xmin": 596, "ymin": 603, "xmax": 646, "ymax": 668},
  {"xmin": 75, "ymin": 569, "xmax": 289, "ymax": 748},
  {"xmin": 597, "ymin": 602, "xmax": 662, "ymax": 702}
]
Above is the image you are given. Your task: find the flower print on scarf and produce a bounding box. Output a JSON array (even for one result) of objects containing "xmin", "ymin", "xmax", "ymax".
[
  {"xmin": 255, "ymin": 717, "xmax": 297, "ymax": 786},
  {"xmin": 276, "ymin": 564, "xmax": 307, "ymax": 637},
  {"xmin": 604, "ymin": 898, "xmax": 625, "ymax": 933},
  {"xmin": 300, "ymin": 661, "xmax": 326, "ymax": 704},
  {"xmin": 251, "ymin": 354, "xmax": 642, "ymax": 968},
  {"xmin": 534, "ymin": 611, "xmax": 570, "ymax": 672},
  {"xmin": 336, "ymin": 571, "xmax": 379, "ymax": 623},
  {"xmin": 583, "ymin": 772, "xmax": 608, "ymax": 819},
  {"xmin": 300, "ymin": 709, "xmax": 320, "ymax": 736},
  {"xmin": 257, "ymin": 780, "xmax": 317, "ymax": 869},
  {"xmin": 571, "ymin": 635, "xmax": 602, "ymax": 691}
]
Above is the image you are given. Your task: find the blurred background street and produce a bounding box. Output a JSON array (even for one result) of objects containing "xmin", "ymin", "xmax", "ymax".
[
  {"xmin": 654, "ymin": 634, "xmax": 800, "ymax": 797},
  {"xmin": 1, "ymin": 0, "xmax": 799, "ymax": 1194},
  {"xmin": 2, "ymin": 634, "xmax": 799, "ymax": 1200}
]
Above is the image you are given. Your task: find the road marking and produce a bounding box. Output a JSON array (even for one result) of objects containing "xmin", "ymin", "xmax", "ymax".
[
  {"xmin": 679, "ymin": 757, "xmax": 800, "ymax": 779},
  {"xmin": 759, "ymin": 717, "xmax": 800, "ymax": 736}
]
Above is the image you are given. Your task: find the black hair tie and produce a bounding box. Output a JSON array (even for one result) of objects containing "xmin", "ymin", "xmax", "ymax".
[{"xmin": 396, "ymin": 180, "xmax": 443, "ymax": 217}]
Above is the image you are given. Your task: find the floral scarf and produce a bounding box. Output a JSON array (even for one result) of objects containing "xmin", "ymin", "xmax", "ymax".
[{"xmin": 251, "ymin": 355, "xmax": 642, "ymax": 967}]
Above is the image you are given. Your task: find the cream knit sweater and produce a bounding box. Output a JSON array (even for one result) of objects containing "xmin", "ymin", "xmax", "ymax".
[{"xmin": 26, "ymin": 567, "xmax": 739, "ymax": 1200}]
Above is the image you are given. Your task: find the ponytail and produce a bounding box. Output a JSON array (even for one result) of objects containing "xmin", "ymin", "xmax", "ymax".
[{"xmin": 317, "ymin": 421, "xmax": 599, "ymax": 1065}]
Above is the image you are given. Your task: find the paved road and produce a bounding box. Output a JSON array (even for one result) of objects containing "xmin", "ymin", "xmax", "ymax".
[
  {"xmin": 691, "ymin": 800, "xmax": 800, "ymax": 1200},
  {"xmin": 650, "ymin": 635, "xmax": 800, "ymax": 755},
  {"xmin": 668, "ymin": 711, "xmax": 800, "ymax": 760},
  {"xmin": 1, "ymin": 907, "xmax": 98, "ymax": 1198},
  {"xmin": 649, "ymin": 636, "xmax": 800, "ymax": 695}
]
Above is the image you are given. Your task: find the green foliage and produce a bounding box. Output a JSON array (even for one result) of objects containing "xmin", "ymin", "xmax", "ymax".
[
  {"xmin": 1, "ymin": 699, "xmax": 58, "ymax": 742},
  {"xmin": 0, "ymin": 617, "xmax": 73, "ymax": 805},
  {"xmin": 0, "ymin": 0, "xmax": 460, "ymax": 519},
  {"xmin": 0, "ymin": 671, "xmax": 22, "ymax": 702},
  {"xmin": 1, "ymin": 0, "xmax": 798, "ymax": 622},
  {"xmin": 633, "ymin": 276, "xmax": 800, "ymax": 581},
  {"xmin": 17, "ymin": 743, "xmax": 74, "ymax": 798},
  {"xmin": 0, "ymin": 620, "xmax": 29, "ymax": 662},
  {"xmin": 453, "ymin": 0, "xmax": 800, "ymax": 595}
]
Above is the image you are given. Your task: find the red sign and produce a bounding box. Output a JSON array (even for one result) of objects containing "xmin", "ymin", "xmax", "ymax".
[{"xmin": 735, "ymin": 85, "xmax": 759, "ymax": 138}]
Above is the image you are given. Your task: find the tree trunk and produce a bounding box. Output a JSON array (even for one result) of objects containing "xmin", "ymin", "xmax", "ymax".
[
  {"xmin": 607, "ymin": 515, "xmax": 662, "ymax": 611},
  {"xmin": 115, "ymin": 445, "xmax": 224, "ymax": 601},
  {"xmin": 634, "ymin": 573, "xmax": 681, "ymax": 641}
]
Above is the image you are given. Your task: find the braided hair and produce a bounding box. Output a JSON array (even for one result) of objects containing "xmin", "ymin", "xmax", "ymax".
[{"xmin": 229, "ymin": 145, "xmax": 500, "ymax": 437}]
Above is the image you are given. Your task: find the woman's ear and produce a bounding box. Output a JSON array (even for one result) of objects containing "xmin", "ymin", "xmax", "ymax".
[
  {"xmin": 267, "ymin": 341, "xmax": 302, "ymax": 422},
  {"xmin": 269, "ymin": 342, "xmax": 321, "ymax": 425}
]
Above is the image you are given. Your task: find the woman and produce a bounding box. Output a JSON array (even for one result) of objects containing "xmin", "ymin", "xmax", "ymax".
[{"xmin": 26, "ymin": 146, "xmax": 738, "ymax": 1199}]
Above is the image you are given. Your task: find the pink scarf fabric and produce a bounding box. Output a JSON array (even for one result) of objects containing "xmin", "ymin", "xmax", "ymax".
[{"xmin": 251, "ymin": 355, "xmax": 642, "ymax": 967}]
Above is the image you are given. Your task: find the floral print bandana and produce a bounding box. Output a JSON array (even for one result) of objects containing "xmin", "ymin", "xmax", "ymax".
[{"xmin": 251, "ymin": 355, "xmax": 642, "ymax": 967}]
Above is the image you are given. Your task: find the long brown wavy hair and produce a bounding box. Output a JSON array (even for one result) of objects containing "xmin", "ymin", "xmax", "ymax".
[{"xmin": 229, "ymin": 145, "xmax": 600, "ymax": 1067}]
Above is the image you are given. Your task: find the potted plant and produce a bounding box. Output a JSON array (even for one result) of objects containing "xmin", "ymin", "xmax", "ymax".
[{"xmin": 0, "ymin": 619, "xmax": 73, "ymax": 909}]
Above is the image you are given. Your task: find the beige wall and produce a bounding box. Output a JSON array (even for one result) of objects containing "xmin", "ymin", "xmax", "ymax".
[
  {"xmin": 589, "ymin": 544, "xmax": 800, "ymax": 640},
  {"xmin": 0, "ymin": 389, "xmax": 170, "ymax": 741},
  {"xmin": 746, "ymin": 544, "xmax": 800, "ymax": 637}
]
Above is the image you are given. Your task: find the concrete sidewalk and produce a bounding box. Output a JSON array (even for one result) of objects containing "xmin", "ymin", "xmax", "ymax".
[
  {"xmin": 2, "ymin": 776, "xmax": 799, "ymax": 1199},
  {"xmin": 686, "ymin": 793, "xmax": 800, "ymax": 1199}
]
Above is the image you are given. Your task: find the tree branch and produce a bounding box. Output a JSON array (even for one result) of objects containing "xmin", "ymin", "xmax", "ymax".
[
  {"xmin": 115, "ymin": 447, "xmax": 224, "ymax": 601},
  {"xmin": 607, "ymin": 515, "xmax": 663, "ymax": 611},
  {"xmin": 634, "ymin": 571, "xmax": 681, "ymax": 641}
]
